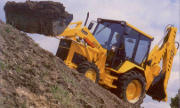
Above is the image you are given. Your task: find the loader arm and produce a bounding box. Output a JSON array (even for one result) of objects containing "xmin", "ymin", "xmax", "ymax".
[
  {"xmin": 145, "ymin": 25, "xmax": 178, "ymax": 101},
  {"xmin": 57, "ymin": 21, "xmax": 102, "ymax": 49}
]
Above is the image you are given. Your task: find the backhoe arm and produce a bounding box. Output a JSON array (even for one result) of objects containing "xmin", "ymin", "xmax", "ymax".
[{"xmin": 145, "ymin": 26, "xmax": 178, "ymax": 101}]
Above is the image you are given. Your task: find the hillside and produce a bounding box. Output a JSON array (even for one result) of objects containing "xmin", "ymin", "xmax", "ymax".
[{"xmin": 0, "ymin": 21, "xmax": 138, "ymax": 108}]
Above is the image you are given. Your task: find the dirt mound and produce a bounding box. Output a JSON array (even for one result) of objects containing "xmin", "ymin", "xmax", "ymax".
[
  {"xmin": 0, "ymin": 22, "xmax": 138, "ymax": 107},
  {"xmin": 4, "ymin": 1, "xmax": 73, "ymax": 36}
]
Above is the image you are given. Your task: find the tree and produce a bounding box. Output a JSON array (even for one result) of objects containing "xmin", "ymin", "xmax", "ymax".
[{"xmin": 170, "ymin": 89, "xmax": 180, "ymax": 108}]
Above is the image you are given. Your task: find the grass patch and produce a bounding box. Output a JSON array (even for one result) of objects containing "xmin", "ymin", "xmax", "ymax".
[
  {"xmin": 61, "ymin": 72, "xmax": 76, "ymax": 86},
  {"xmin": 5, "ymin": 27, "xmax": 11, "ymax": 33},
  {"xmin": 51, "ymin": 85, "xmax": 73, "ymax": 107},
  {"xmin": 43, "ymin": 61, "xmax": 51, "ymax": 69},
  {"xmin": 34, "ymin": 43, "xmax": 39, "ymax": 47},
  {"xmin": 0, "ymin": 61, "xmax": 5, "ymax": 70},
  {"xmin": 15, "ymin": 65, "xmax": 22, "ymax": 73},
  {"xmin": 21, "ymin": 100, "xmax": 27, "ymax": 108}
]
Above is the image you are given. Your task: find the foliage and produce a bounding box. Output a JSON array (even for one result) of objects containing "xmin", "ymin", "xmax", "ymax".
[{"xmin": 170, "ymin": 92, "xmax": 179, "ymax": 108}]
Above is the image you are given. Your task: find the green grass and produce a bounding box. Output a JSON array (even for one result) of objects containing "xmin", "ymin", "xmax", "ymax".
[
  {"xmin": 43, "ymin": 62, "xmax": 51, "ymax": 69},
  {"xmin": 51, "ymin": 85, "xmax": 73, "ymax": 107},
  {"xmin": 61, "ymin": 71, "xmax": 76, "ymax": 86},
  {"xmin": 21, "ymin": 100, "xmax": 27, "ymax": 108},
  {"xmin": 0, "ymin": 61, "xmax": 5, "ymax": 70},
  {"xmin": 34, "ymin": 43, "xmax": 39, "ymax": 47},
  {"xmin": 5, "ymin": 27, "xmax": 11, "ymax": 33},
  {"xmin": 15, "ymin": 65, "xmax": 22, "ymax": 73}
]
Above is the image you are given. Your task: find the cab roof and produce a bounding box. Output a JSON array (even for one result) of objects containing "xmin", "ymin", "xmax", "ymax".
[{"xmin": 97, "ymin": 18, "xmax": 154, "ymax": 40}]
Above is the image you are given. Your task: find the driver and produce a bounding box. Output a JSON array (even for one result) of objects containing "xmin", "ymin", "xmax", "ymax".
[
  {"xmin": 111, "ymin": 33, "xmax": 126, "ymax": 68},
  {"xmin": 112, "ymin": 33, "xmax": 122, "ymax": 51}
]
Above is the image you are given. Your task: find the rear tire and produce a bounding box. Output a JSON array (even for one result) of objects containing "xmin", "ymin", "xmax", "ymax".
[
  {"xmin": 115, "ymin": 71, "xmax": 146, "ymax": 105},
  {"xmin": 77, "ymin": 61, "xmax": 99, "ymax": 83}
]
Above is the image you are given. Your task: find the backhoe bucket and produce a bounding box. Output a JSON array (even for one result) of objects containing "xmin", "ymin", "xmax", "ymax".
[
  {"xmin": 147, "ymin": 72, "xmax": 166, "ymax": 101},
  {"xmin": 4, "ymin": 1, "xmax": 73, "ymax": 36}
]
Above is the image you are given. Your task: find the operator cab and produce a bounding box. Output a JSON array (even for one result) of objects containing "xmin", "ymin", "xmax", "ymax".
[{"xmin": 92, "ymin": 18, "xmax": 153, "ymax": 69}]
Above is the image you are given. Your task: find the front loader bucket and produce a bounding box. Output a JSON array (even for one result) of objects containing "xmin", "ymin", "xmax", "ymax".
[{"xmin": 4, "ymin": 1, "xmax": 73, "ymax": 36}]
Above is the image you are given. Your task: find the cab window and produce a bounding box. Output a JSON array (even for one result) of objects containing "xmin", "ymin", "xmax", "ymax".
[
  {"xmin": 124, "ymin": 29, "xmax": 139, "ymax": 59},
  {"xmin": 134, "ymin": 36, "xmax": 150, "ymax": 64},
  {"xmin": 94, "ymin": 24, "xmax": 111, "ymax": 49}
]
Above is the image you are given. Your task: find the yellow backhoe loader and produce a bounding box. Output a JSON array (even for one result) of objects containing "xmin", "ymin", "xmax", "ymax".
[{"xmin": 55, "ymin": 16, "xmax": 179, "ymax": 105}]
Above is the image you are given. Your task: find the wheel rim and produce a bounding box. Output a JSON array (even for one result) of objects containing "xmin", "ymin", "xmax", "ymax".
[
  {"xmin": 85, "ymin": 69, "xmax": 96, "ymax": 83},
  {"xmin": 126, "ymin": 80, "xmax": 142, "ymax": 103}
]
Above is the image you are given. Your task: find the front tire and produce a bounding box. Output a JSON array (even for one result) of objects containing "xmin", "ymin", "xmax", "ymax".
[
  {"xmin": 115, "ymin": 71, "xmax": 146, "ymax": 105},
  {"xmin": 77, "ymin": 61, "xmax": 99, "ymax": 83}
]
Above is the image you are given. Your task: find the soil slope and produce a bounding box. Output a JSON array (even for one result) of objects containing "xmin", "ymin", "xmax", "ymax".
[{"xmin": 0, "ymin": 21, "xmax": 138, "ymax": 108}]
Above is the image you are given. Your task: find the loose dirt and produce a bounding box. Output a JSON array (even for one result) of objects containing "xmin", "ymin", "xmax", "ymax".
[{"xmin": 4, "ymin": 1, "xmax": 73, "ymax": 36}]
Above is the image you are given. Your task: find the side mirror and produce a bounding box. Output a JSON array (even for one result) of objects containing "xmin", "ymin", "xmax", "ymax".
[{"xmin": 88, "ymin": 22, "xmax": 94, "ymax": 30}]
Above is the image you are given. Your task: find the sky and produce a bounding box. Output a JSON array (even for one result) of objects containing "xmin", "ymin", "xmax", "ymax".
[{"xmin": 0, "ymin": 0, "xmax": 179, "ymax": 108}]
